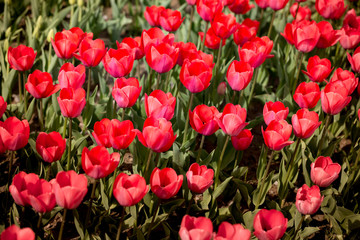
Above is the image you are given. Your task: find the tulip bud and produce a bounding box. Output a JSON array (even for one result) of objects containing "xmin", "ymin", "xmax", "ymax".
[
  {"xmin": 69, "ymin": 0, "xmax": 76, "ymax": 5},
  {"xmin": 32, "ymin": 16, "xmax": 43, "ymax": 38},
  {"xmin": 78, "ymin": 0, "xmax": 83, "ymax": 6},
  {"xmin": 217, "ymin": 82, "xmax": 227, "ymax": 95},
  {"xmin": 4, "ymin": 39, "xmax": 9, "ymax": 52},
  {"xmin": 5, "ymin": 27, "xmax": 11, "ymax": 38},
  {"xmin": 47, "ymin": 29, "xmax": 54, "ymax": 43},
  {"xmin": 5, "ymin": 0, "xmax": 11, "ymax": 5}
]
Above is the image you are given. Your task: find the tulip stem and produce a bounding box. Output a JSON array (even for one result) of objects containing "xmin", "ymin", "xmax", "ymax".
[
  {"xmin": 18, "ymin": 72, "xmax": 23, "ymax": 104},
  {"xmin": 7, "ymin": 151, "xmax": 15, "ymax": 188},
  {"xmin": 196, "ymin": 135, "xmax": 206, "ymax": 163},
  {"xmin": 62, "ymin": 117, "xmax": 67, "ymax": 138},
  {"xmin": 144, "ymin": 149, "xmax": 153, "ymax": 180},
  {"xmin": 85, "ymin": 180, "xmax": 97, "ymax": 228},
  {"xmin": 292, "ymin": 52, "xmax": 304, "ymax": 95},
  {"xmin": 294, "ymin": 215, "xmax": 305, "ymax": 239},
  {"xmin": 239, "ymin": 90, "xmax": 244, "ymax": 105},
  {"xmin": 116, "ymin": 208, "xmax": 126, "ymax": 240},
  {"xmin": 215, "ymin": 135, "xmax": 230, "ymax": 188},
  {"xmin": 215, "ymin": 39, "xmax": 223, "ymax": 76},
  {"xmin": 23, "ymin": 73, "xmax": 28, "ymax": 113},
  {"xmin": 187, "ymin": 6, "xmax": 195, "ymax": 42},
  {"xmin": 86, "ymin": 67, "xmax": 91, "ymax": 102},
  {"xmin": 354, "ymin": 147, "xmax": 360, "ymax": 170},
  {"xmin": 200, "ymin": 22, "xmax": 209, "ymax": 51},
  {"xmin": 267, "ymin": 11, "xmax": 276, "ymax": 37},
  {"xmin": 165, "ymin": 70, "xmax": 172, "ymax": 92},
  {"xmin": 182, "ymin": 93, "xmax": 195, "ymax": 147},
  {"xmin": 155, "ymin": 72, "xmax": 161, "ymax": 90},
  {"xmin": 233, "ymin": 150, "xmax": 243, "ymax": 169},
  {"xmin": 58, "ymin": 208, "xmax": 67, "ymax": 240},
  {"xmin": 113, "ymin": 100, "xmax": 117, "ymax": 119},
  {"xmin": 67, "ymin": 118, "xmax": 72, "ymax": 171},
  {"xmin": 317, "ymin": 115, "xmax": 331, "ymax": 157},
  {"xmin": 121, "ymin": 108, "xmax": 125, "ymax": 121},
  {"xmin": 186, "ymin": 194, "xmax": 194, "ymax": 215},
  {"xmin": 48, "ymin": 44, "xmax": 52, "ymax": 67},
  {"xmin": 147, "ymin": 69, "xmax": 153, "ymax": 94},
  {"xmin": 38, "ymin": 99, "xmax": 44, "ymax": 131},
  {"xmin": 35, "ymin": 212, "xmax": 43, "ymax": 240},
  {"xmin": 248, "ymin": 67, "xmax": 259, "ymax": 107},
  {"xmin": 147, "ymin": 199, "xmax": 161, "ymax": 240}
]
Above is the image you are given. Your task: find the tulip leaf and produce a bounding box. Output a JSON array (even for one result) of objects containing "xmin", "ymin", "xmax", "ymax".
[
  {"xmin": 25, "ymin": 98, "xmax": 35, "ymax": 121},
  {"xmin": 213, "ymin": 176, "xmax": 232, "ymax": 200},
  {"xmin": 73, "ymin": 209, "xmax": 85, "ymax": 239},
  {"xmin": 100, "ymin": 178, "xmax": 109, "ymax": 210},
  {"xmin": 299, "ymin": 227, "xmax": 320, "ymax": 239},
  {"xmin": 252, "ymin": 171, "xmax": 274, "ymax": 208}
]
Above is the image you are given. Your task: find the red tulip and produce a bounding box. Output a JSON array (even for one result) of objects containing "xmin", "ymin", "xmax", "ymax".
[
  {"xmin": 74, "ymin": 37, "xmax": 107, "ymax": 67},
  {"xmin": 310, "ymin": 156, "xmax": 341, "ymax": 187},
  {"xmin": 315, "ymin": 0, "xmax": 346, "ymax": 20},
  {"xmin": 339, "ymin": 10, "xmax": 360, "ymax": 49},
  {"xmin": 81, "ymin": 146, "xmax": 120, "ymax": 179},
  {"xmin": 135, "ymin": 117, "xmax": 176, "ymax": 153},
  {"xmin": 159, "ymin": 9, "xmax": 184, "ymax": 32},
  {"xmin": 226, "ymin": 60, "xmax": 253, "ymax": 91},
  {"xmin": 233, "ymin": 19, "xmax": 259, "ymax": 46},
  {"xmin": 103, "ymin": 48, "xmax": 134, "ymax": 78},
  {"xmin": 293, "ymin": 82, "xmax": 321, "ymax": 109},
  {"xmin": 109, "ymin": 119, "xmax": 136, "ymax": 150},
  {"xmin": 268, "ymin": 0, "xmax": 289, "ymax": 11},
  {"xmin": 51, "ymin": 170, "xmax": 88, "ymax": 209},
  {"xmin": 302, "ymin": 55, "xmax": 332, "ymax": 82},
  {"xmin": 144, "ymin": 6, "xmax": 165, "ymax": 27},
  {"xmin": 141, "ymin": 27, "xmax": 175, "ymax": 54},
  {"xmin": 228, "ymin": 0, "xmax": 254, "ymax": 15},
  {"xmin": 180, "ymin": 59, "xmax": 212, "ymax": 93},
  {"xmin": 69, "ymin": 27, "xmax": 93, "ymax": 43},
  {"xmin": 329, "ymin": 68, "xmax": 358, "ymax": 95},
  {"xmin": 145, "ymin": 90, "xmax": 176, "ymax": 120},
  {"xmin": 198, "ymin": 51, "xmax": 215, "ymax": 68},
  {"xmin": 216, "ymin": 103, "xmax": 248, "ymax": 136},
  {"xmin": 316, "ymin": 21, "xmax": 342, "ymax": 49},
  {"xmin": 179, "ymin": 215, "xmax": 213, "ymax": 240},
  {"xmin": 0, "ymin": 225, "xmax": 35, "ymax": 240},
  {"xmin": 189, "ymin": 104, "xmax": 219, "ymax": 135},
  {"xmin": 57, "ymin": 88, "xmax": 86, "ymax": 118},
  {"xmin": 196, "ymin": 0, "xmax": 223, "ymax": 22},
  {"xmin": 0, "ymin": 117, "xmax": 29, "ymax": 151},
  {"xmin": 51, "ymin": 30, "xmax": 79, "ymax": 59},
  {"xmin": 262, "ymin": 120, "xmax": 294, "ymax": 151},
  {"xmin": 175, "ymin": 42, "xmax": 199, "ymax": 66},
  {"xmin": 263, "ymin": 101, "xmax": 289, "ymax": 125},
  {"xmin": 112, "ymin": 77, "xmax": 141, "ymax": 108},
  {"xmin": 211, "ymin": 12, "xmax": 237, "ymax": 39},
  {"xmin": 117, "ymin": 37, "xmax": 144, "ymax": 60},
  {"xmin": 0, "ymin": 96, "xmax": 7, "ymax": 118},
  {"xmin": 199, "ymin": 27, "xmax": 226, "ymax": 50},
  {"xmin": 8, "ymin": 45, "xmax": 37, "ymax": 72},
  {"xmin": 231, "ymin": 129, "xmax": 253, "ymax": 151},
  {"xmin": 281, "ymin": 20, "xmax": 320, "ymax": 53},
  {"xmin": 150, "ymin": 167, "xmax": 183, "ymax": 199},
  {"xmin": 253, "ymin": 209, "xmax": 288, "ymax": 240},
  {"xmin": 25, "ymin": 70, "xmax": 60, "ymax": 99},
  {"xmin": 238, "ymin": 36, "xmax": 273, "ymax": 68},
  {"xmin": 36, "ymin": 132, "xmax": 66, "ymax": 163},
  {"xmin": 58, "ymin": 63, "xmax": 86, "ymax": 89},
  {"xmin": 292, "ymin": 109, "xmax": 321, "ymax": 139},
  {"xmin": 222, "ymin": 0, "xmax": 235, "ymax": 6},
  {"xmin": 255, "ymin": 0, "xmax": 268, "ymax": 8},
  {"xmin": 214, "ymin": 221, "xmax": 251, "ymax": 240},
  {"xmin": 187, "ymin": 0, "xmax": 197, "ymax": 5},
  {"xmin": 321, "ymin": 81, "xmax": 351, "ymax": 115},
  {"xmin": 113, "ymin": 173, "xmax": 149, "ymax": 206},
  {"xmin": 347, "ymin": 47, "xmax": 360, "ymax": 73},
  {"xmin": 296, "ymin": 184, "xmax": 324, "ymax": 215},
  {"xmin": 290, "ymin": 3, "xmax": 311, "ymax": 22},
  {"xmin": 146, "ymin": 42, "xmax": 179, "ymax": 73},
  {"xmin": 186, "ymin": 163, "xmax": 214, "ymax": 194},
  {"xmin": 92, "ymin": 118, "xmax": 112, "ymax": 148},
  {"xmin": 217, "ymin": 81, "xmax": 227, "ymax": 95}
]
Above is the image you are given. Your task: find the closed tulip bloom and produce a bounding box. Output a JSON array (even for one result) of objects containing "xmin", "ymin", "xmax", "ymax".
[
  {"xmin": 290, "ymin": 3, "xmax": 311, "ymax": 22},
  {"xmin": 293, "ymin": 82, "xmax": 321, "ymax": 109},
  {"xmin": 263, "ymin": 101, "xmax": 289, "ymax": 125},
  {"xmin": 187, "ymin": 0, "xmax": 197, "ymax": 5},
  {"xmin": 217, "ymin": 82, "xmax": 227, "ymax": 95},
  {"xmin": 329, "ymin": 68, "xmax": 358, "ymax": 95},
  {"xmin": 135, "ymin": 117, "xmax": 176, "ymax": 153},
  {"xmin": 179, "ymin": 215, "xmax": 213, "ymax": 240},
  {"xmin": 214, "ymin": 222, "xmax": 251, "ymax": 240},
  {"xmin": 228, "ymin": 0, "xmax": 254, "ymax": 15},
  {"xmin": 180, "ymin": 59, "xmax": 212, "ymax": 93},
  {"xmin": 25, "ymin": 70, "xmax": 60, "ymax": 99},
  {"xmin": 0, "ymin": 96, "xmax": 7, "ymax": 118},
  {"xmin": 347, "ymin": 47, "xmax": 360, "ymax": 73},
  {"xmin": 92, "ymin": 118, "xmax": 112, "ymax": 148},
  {"xmin": 231, "ymin": 129, "xmax": 253, "ymax": 151},
  {"xmin": 145, "ymin": 90, "xmax": 176, "ymax": 120},
  {"xmin": 226, "ymin": 60, "xmax": 254, "ymax": 91},
  {"xmin": 144, "ymin": 6, "xmax": 165, "ymax": 27},
  {"xmin": 253, "ymin": 209, "xmax": 288, "ymax": 240},
  {"xmin": 81, "ymin": 146, "xmax": 120, "ymax": 179},
  {"xmin": 238, "ymin": 36, "xmax": 274, "ymax": 68},
  {"xmin": 113, "ymin": 173, "xmax": 149, "ymax": 206},
  {"xmin": 196, "ymin": 0, "xmax": 223, "ymax": 22},
  {"xmin": 262, "ymin": 120, "xmax": 294, "ymax": 151},
  {"xmin": 296, "ymin": 184, "xmax": 324, "ymax": 215},
  {"xmin": 175, "ymin": 42, "xmax": 200, "ymax": 66},
  {"xmin": 74, "ymin": 37, "xmax": 107, "ymax": 67},
  {"xmin": 141, "ymin": 27, "xmax": 175, "ymax": 54},
  {"xmin": 150, "ymin": 167, "xmax": 183, "ymax": 199},
  {"xmin": 51, "ymin": 170, "xmax": 88, "ymax": 209},
  {"xmin": 51, "ymin": 30, "xmax": 79, "ymax": 59},
  {"xmin": 189, "ymin": 104, "xmax": 219, "ymax": 135},
  {"xmin": 159, "ymin": 9, "xmax": 184, "ymax": 32},
  {"xmin": 255, "ymin": 0, "xmax": 268, "ymax": 8},
  {"xmin": 268, "ymin": 0, "xmax": 289, "ymax": 11},
  {"xmin": 211, "ymin": 12, "xmax": 237, "ymax": 39},
  {"xmin": 302, "ymin": 55, "xmax": 332, "ymax": 82},
  {"xmin": 112, "ymin": 77, "xmax": 141, "ymax": 108},
  {"xmin": 109, "ymin": 119, "xmax": 136, "ymax": 150},
  {"xmin": 216, "ymin": 103, "xmax": 248, "ymax": 136},
  {"xmin": 311, "ymin": 156, "xmax": 341, "ymax": 187},
  {"xmin": 0, "ymin": 225, "xmax": 35, "ymax": 240},
  {"xmin": 103, "ymin": 48, "xmax": 134, "ymax": 78},
  {"xmin": 186, "ymin": 163, "xmax": 214, "ymax": 193},
  {"xmin": 315, "ymin": 0, "xmax": 346, "ymax": 20},
  {"xmin": 281, "ymin": 20, "xmax": 320, "ymax": 53},
  {"xmin": 57, "ymin": 88, "xmax": 86, "ymax": 118},
  {"xmin": 146, "ymin": 43, "xmax": 179, "ymax": 74},
  {"xmin": 0, "ymin": 117, "xmax": 29, "ymax": 151},
  {"xmin": 58, "ymin": 63, "xmax": 86, "ymax": 89},
  {"xmin": 117, "ymin": 37, "xmax": 144, "ymax": 60},
  {"xmin": 316, "ymin": 21, "xmax": 342, "ymax": 49},
  {"xmin": 321, "ymin": 81, "xmax": 351, "ymax": 115},
  {"xmin": 9, "ymin": 172, "xmax": 36, "ymax": 206},
  {"xmin": 199, "ymin": 27, "xmax": 226, "ymax": 50},
  {"xmin": 233, "ymin": 19, "xmax": 260, "ymax": 46},
  {"xmin": 292, "ymin": 109, "xmax": 321, "ymax": 139},
  {"xmin": 339, "ymin": 10, "xmax": 360, "ymax": 49},
  {"xmin": 8, "ymin": 45, "xmax": 37, "ymax": 72},
  {"xmin": 36, "ymin": 132, "xmax": 66, "ymax": 163}
]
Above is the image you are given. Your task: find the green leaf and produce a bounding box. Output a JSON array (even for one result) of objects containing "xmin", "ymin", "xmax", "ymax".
[
  {"xmin": 252, "ymin": 171, "xmax": 274, "ymax": 208},
  {"xmin": 25, "ymin": 98, "xmax": 36, "ymax": 121},
  {"xmin": 213, "ymin": 176, "xmax": 232, "ymax": 200},
  {"xmin": 299, "ymin": 227, "xmax": 320, "ymax": 239},
  {"xmin": 73, "ymin": 209, "xmax": 85, "ymax": 239}
]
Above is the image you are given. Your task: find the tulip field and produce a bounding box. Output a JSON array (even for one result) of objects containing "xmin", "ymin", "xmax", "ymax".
[{"xmin": 2, "ymin": 0, "xmax": 360, "ymax": 239}]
